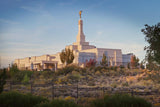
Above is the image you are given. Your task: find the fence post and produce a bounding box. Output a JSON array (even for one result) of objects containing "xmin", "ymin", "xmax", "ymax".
[
  {"xmin": 76, "ymin": 80, "xmax": 79, "ymax": 104},
  {"xmin": 131, "ymin": 90, "xmax": 134, "ymax": 96},
  {"xmin": 52, "ymin": 82, "xmax": 54, "ymax": 100},
  {"xmin": 31, "ymin": 82, "xmax": 33, "ymax": 94},
  {"xmin": 10, "ymin": 81, "xmax": 12, "ymax": 91},
  {"xmin": 103, "ymin": 87, "xmax": 105, "ymax": 96}
]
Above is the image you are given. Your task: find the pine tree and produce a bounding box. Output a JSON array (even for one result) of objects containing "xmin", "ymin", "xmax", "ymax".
[
  {"xmin": 100, "ymin": 53, "xmax": 108, "ymax": 66},
  {"xmin": 130, "ymin": 55, "xmax": 139, "ymax": 68}
]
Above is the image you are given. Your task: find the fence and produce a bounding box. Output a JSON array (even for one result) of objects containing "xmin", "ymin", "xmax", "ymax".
[{"xmin": 4, "ymin": 81, "xmax": 160, "ymax": 104}]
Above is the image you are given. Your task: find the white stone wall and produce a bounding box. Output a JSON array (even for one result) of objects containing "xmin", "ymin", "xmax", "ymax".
[
  {"xmin": 122, "ymin": 53, "xmax": 133, "ymax": 67},
  {"xmin": 96, "ymin": 48, "xmax": 122, "ymax": 66}
]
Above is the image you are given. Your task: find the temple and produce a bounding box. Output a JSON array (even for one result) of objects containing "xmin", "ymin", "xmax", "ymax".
[{"xmin": 14, "ymin": 12, "xmax": 133, "ymax": 71}]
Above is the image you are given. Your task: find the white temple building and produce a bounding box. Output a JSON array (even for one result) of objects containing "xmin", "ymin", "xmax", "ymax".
[{"xmin": 14, "ymin": 12, "xmax": 133, "ymax": 71}]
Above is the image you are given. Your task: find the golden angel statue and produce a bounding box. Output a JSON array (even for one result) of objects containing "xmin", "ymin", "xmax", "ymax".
[{"xmin": 79, "ymin": 10, "xmax": 82, "ymax": 19}]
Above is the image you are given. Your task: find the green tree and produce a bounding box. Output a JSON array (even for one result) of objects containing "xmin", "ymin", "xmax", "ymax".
[
  {"xmin": 9, "ymin": 64, "xmax": 19, "ymax": 76},
  {"xmin": 60, "ymin": 50, "xmax": 66, "ymax": 64},
  {"xmin": 60, "ymin": 48, "xmax": 74, "ymax": 65},
  {"xmin": 100, "ymin": 53, "xmax": 108, "ymax": 66},
  {"xmin": 0, "ymin": 69, "xmax": 7, "ymax": 93},
  {"xmin": 141, "ymin": 23, "xmax": 160, "ymax": 66},
  {"xmin": 22, "ymin": 74, "xmax": 29, "ymax": 84},
  {"xmin": 145, "ymin": 53, "xmax": 159, "ymax": 70},
  {"xmin": 130, "ymin": 55, "xmax": 139, "ymax": 68},
  {"xmin": 127, "ymin": 63, "xmax": 130, "ymax": 69}
]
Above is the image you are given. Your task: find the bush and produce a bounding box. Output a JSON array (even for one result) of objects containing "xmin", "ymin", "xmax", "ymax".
[
  {"xmin": 0, "ymin": 69, "xmax": 7, "ymax": 93},
  {"xmin": 35, "ymin": 99, "xmax": 79, "ymax": 107},
  {"xmin": 91, "ymin": 94, "xmax": 152, "ymax": 107},
  {"xmin": 56, "ymin": 65, "xmax": 77, "ymax": 76},
  {"xmin": 11, "ymin": 70, "xmax": 33, "ymax": 82},
  {"xmin": 9, "ymin": 64, "xmax": 19, "ymax": 76},
  {"xmin": 0, "ymin": 91, "xmax": 48, "ymax": 107},
  {"xmin": 65, "ymin": 96, "xmax": 75, "ymax": 101},
  {"xmin": 85, "ymin": 59, "xmax": 97, "ymax": 68},
  {"xmin": 122, "ymin": 82, "xmax": 129, "ymax": 87},
  {"xmin": 41, "ymin": 71, "xmax": 54, "ymax": 79},
  {"xmin": 88, "ymin": 81, "xmax": 95, "ymax": 86},
  {"xmin": 22, "ymin": 73, "xmax": 30, "ymax": 84},
  {"xmin": 95, "ymin": 71, "xmax": 101, "ymax": 76}
]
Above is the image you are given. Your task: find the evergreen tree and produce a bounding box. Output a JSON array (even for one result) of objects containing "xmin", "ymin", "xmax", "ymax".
[
  {"xmin": 130, "ymin": 55, "xmax": 139, "ymax": 68},
  {"xmin": 22, "ymin": 74, "xmax": 29, "ymax": 84},
  {"xmin": 127, "ymin": 63, "xmax": 130, "ymax": 69},
  {"xmin": 100, "ymin": 53, "xmax": 108, "ymax": 66},
  {"xmin": 9, "ymin": 64, "xmax": 19, "ymax": 76}
]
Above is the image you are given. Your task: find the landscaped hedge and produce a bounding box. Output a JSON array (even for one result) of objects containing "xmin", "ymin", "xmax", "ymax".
[{"xmin": 0, "ymin": 91, "xmax": 48, "ymax": 107}]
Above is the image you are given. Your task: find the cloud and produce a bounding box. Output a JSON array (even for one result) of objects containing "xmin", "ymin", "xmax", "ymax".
[
  {"xmin": 97, "ymin": 31, "xmax": 103, "ymax": 36},
  {"xmin": 0, "ymin": 18, "xmax": 19, "ymax": 25},
  {"xmin": 20, "ymin": 6, "xmax": 41, "ymax": 13},
  {"xmin": 20, "ymin": 3, "xmax": 47, "ymax": 13}
]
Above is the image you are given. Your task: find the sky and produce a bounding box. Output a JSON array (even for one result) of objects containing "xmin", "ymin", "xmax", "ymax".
[{"xmin": 0, "ymin": 0, "xmax": 160, "ymax": 68}]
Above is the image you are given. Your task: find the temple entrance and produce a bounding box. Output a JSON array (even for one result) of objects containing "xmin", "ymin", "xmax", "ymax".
[{"xmin": 32, "ymin": 61, "xmax": 58, "ymax": 71}]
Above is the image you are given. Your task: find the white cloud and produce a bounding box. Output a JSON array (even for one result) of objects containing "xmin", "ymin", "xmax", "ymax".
[
  {"xmin": 0, "ymin": 18, "xmax": 19, "ymax": 25},
  {"xmin": 20, "ymin": 6, "xmax": 42, "ymax": 13},
  {"xmin": 97, "ymin": 31, "xmax": 103, "ymax": 36}
]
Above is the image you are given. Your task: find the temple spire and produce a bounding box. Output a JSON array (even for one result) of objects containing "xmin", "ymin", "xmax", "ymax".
[{"xmin": 76, "ymin": 11, "xmax": 85, "ymax": 43}]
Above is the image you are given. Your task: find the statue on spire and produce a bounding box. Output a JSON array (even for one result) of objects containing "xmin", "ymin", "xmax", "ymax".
[{"xmin": 79, "ymin": 10, "xmax": 82, "ymax": 19}]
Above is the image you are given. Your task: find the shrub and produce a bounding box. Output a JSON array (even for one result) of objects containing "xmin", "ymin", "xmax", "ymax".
[
  {"xmin": 95, "ymin": 71, "xmax": 101, "ymax": 76},
  {"xmin": 95, "ymin": 66, "xmax": 103, "ymax": 71},
  {"xmin": 0, "ymin": 91, "xmax": 48, "ymax": 107},
  {"xmin": 122, "ymin": 82, "xmax": 129, "ymax": 87},
  {"xmin": 11, "ymin": 70, "xmax": 33, "ymax": 82},
  {"xmin": 56, "ymin": 65, "xmax": 77, "ymax": 76},
  {"xmin": 9, "ymin": 64, "xmax": 19, "ymax": 76},
  {"xmin": 111, "ymin": 82, "xmax": 117, "ymax": 88},
  {"xmin": 91, "ymin": 94, "xmax": 152, "ymax": 107},
  {"xmin": 0, "ymin": 69, "xmax": 7, "ymax": 93},
  {"xmin": 85, "ymin": 59, "xmax": 97, "ymax": 67},
  {"xmin": 22, "ymin": 73, "xmax": 30, "ymax": 84},
  {"xmin": 65, "ymin": 96, "xmax": 75, "ymax": 101},
  {"xmin": 41, "ymin": 71, "xmax": 54, "ymax": 79},
  {"xmin": 113, "ymin": 66, "xmax": 117, "ymax": 71},
  {"xmin": 35, "ymin": 99, "xmax": 79, "ymax": 107},
  {"xmin": 88, "ymin": 81, "xmax": 95, "ymax": 86}
]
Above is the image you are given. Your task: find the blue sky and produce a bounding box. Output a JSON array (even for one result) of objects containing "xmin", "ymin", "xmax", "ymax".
[{"xmin": 0, "ymin": 0, "xmax": 160, "ymax": 68}]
